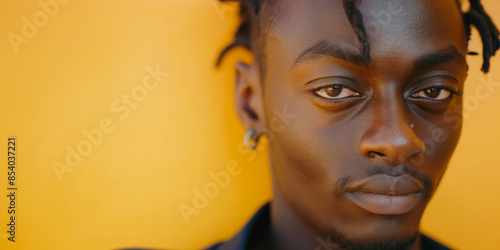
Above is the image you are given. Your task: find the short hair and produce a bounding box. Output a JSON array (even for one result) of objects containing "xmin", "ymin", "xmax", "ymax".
[{"xmin": 216, "ymin": 0, "xmax": 499, "ymax": 75}]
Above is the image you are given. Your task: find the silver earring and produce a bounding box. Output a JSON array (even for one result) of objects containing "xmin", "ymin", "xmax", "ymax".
[
  {"xmin": 244, "ymin": 129, "xmax": 260, "ymax": 150},
  {"xmin": 410, "ymin": 123, "xmax": 414, "ymax": 129}
]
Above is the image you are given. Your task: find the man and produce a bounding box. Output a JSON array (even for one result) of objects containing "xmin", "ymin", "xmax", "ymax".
[{"xmin": 209, "ymin": 0, "xmax": 499, "ymax": 249}]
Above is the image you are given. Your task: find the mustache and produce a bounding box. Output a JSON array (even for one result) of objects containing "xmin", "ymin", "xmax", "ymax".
[{"xmin": 334, "ymin": 165, "xmax": 434, "ymax": 199}]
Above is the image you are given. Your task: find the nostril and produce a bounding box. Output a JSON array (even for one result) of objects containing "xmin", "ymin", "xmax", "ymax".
[
  {"xmin": 408, "ymin": 151, "xmax": 423, "ymax": 159},
  {"xmin": 368, "ymin": 151, "xmax": 385, "ymax": 158}
]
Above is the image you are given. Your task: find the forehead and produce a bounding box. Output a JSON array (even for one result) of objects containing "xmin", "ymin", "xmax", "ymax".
[{"xmin": 266, "ymin": 0, "xmax": 467, "ymax": 68}]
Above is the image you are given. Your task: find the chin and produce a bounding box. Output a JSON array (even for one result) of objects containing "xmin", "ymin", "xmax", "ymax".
[
  {"xmin": 339, "ymin": 234, "xmax": 418, "ymax": 250},
  {"xmin": 321, "ymin": 206, "xmax": 425, "ymax": 249},
  {"xmin": 327, "ymin": 224, "xmax": 419, "ymax": 250}
]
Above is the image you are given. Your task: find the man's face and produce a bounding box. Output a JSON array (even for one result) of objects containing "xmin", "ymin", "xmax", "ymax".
[{"xmin": 260, "ymin": 0, "xmax": 467, "ymax": 245}]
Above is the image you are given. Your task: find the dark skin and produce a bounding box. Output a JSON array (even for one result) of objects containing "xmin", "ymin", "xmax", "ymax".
[{"xmin": 234, "ymin": 0, "xmax": 467, "ymax": 249}]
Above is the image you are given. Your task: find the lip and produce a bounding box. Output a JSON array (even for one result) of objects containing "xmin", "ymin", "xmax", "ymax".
[{"xmin": 345, "ymin": 174, "xmax": 425, "ymax": 215}]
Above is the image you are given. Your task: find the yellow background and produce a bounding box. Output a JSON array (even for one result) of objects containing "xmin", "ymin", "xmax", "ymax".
[{"xmin": 0, "ymin": 0, "xmax": 499, "ymax": 249}]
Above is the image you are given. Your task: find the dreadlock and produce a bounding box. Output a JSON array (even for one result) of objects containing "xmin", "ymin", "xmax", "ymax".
[
  {"xmin": 217, "ymin": 0, "xmax": 500, "ymax": 74},
  {"xmin": 343, "ymin": 0, "xmax": 371, "ymax": 63},
  {"xmin": 216, "ymin": 0, "xmax": 257, "ymax": 67},
  {"xmin": 216, "ymin": 0, "xmax": 273, "ymax": 78},
  {"xmin": 464, "ymin": 0, "xmax": 500, "ymax": 72}
]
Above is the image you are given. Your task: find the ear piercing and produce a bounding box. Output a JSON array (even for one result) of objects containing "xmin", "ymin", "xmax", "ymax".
[
  {"xmin": 244, "ymin": 129, "xmax": 260, "ymax": 150},
  {"xmin": 410, "ymin": 123, "xmax": 414, "ymax": 129}
]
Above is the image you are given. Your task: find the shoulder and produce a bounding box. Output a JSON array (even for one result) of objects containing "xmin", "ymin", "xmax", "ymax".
[
  {"xmin": 204, "ymin": 203, "xmax": 271, "ymax": 250},
  {"xmin": 420, "ymin": 234, "xmax": 451, "ymax": 250}
]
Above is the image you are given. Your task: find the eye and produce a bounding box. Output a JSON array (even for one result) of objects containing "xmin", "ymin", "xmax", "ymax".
[
  {"xmin": 314, "ymin": 85, "xmax": 360, "ymax": 100},
  {"xmin": 410, "ymin": 87, "xmax": 453, "ymax": 101}
]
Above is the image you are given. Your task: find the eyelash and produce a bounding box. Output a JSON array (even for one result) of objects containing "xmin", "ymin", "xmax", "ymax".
[
  {"xmin": 312, "ymin": 85, "xmax": 361, "ymax": 100},
  {"xmin": 311, "ymin": 85, "xmax": 460, "ymax": 103},
  {"xmin": 409, "ymin": 87, "xmax": 460, "ymax": 102}
]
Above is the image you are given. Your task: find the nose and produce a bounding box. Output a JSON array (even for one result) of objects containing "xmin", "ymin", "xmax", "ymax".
[{"xmin": 359, "ymin": 104, "xmax": 425, "ymax": 166}]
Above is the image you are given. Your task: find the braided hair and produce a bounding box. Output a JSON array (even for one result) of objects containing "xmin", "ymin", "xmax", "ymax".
[{"xmin": 217, "ymin": 0, "xmax": 499, "ymax": 73}]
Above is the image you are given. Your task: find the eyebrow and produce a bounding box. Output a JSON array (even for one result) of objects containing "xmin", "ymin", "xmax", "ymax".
[
  {"xmin": 293, "ymin": 40, "xmax": 367, "ymax": 68},
  {"xmin": 412, "ymin": 45, "xmax": 466, "ymax": 72},
  {"xmin": 293, "ymin": 41, "xmax": 466, "ymax": 71}
]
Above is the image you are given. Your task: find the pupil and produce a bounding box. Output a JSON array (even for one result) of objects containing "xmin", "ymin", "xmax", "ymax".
[
  {"xmin": 325, "ymin": 86, "xmax": 342, "ymax": 97},
  {"xmin": 425, "ymin": 88, "xmax": 441, "ymax": 98}
]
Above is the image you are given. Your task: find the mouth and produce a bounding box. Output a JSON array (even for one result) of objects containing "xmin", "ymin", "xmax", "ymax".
[{"xmin": 345, "ymin": 174, "xmax": 425, "ymax": 215}]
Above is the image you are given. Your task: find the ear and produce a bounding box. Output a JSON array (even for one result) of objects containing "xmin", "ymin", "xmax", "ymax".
[{"xmin": 234, "ymin": 61, "xmax": 266, "ymax": 133}]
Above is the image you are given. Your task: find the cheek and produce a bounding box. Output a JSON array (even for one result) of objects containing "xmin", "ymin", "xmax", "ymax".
[
  {"xmin": 266, "ymin": 121, "xmax": 360, "ymax": 229},
  {"xmin": 265, "ymin": 98, "xmax": 364, "ymax": 209},
  {"xmin": 410, "ymin": 102, "xmax": 463, "ymax": 186},
  {"xmin": 262, "ymin": 81, "xmax": 346, "ymax": 186},
  {"xmin": 262, "ymin": 71, "xmax": 364, "ymax": 185}
]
